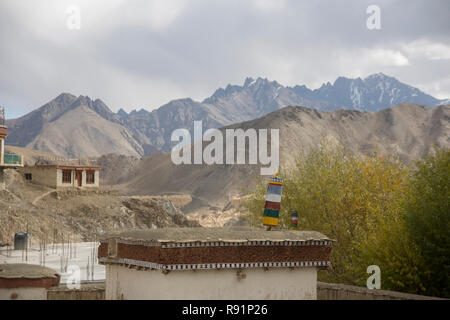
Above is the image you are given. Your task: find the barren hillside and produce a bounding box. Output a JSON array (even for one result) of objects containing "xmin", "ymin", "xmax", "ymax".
[
  {"xmin": 6, "ymin": 94, "xmax": 143, "ymax": 158},
  {"xmin": 0, "ymin": 169, "xmax": 198, "ymax": 245}
]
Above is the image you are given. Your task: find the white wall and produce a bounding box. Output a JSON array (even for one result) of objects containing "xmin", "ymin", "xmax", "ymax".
[
  {"xmin": 105, "ymin": 265, "xmax": 317, "ymax": 300},
  {"xmin": 57, "ymin": 168, "xmax": 75, "ymax": 188},
  {"xmin": 0, "ymin": 287, "xmax": 47, "ymax": 300},
  {"xmin": 1, "ymin": 138, "xmax": 4, "ymax": 165},
  {"xmin": 84, "ymin": 170, "xmax": 100, "ymax": 188},
  {"xmin": 56, "ymin": 169, "xmax": 99, "ymax": 188}
]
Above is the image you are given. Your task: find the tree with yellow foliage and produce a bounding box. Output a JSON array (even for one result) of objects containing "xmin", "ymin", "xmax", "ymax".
[{"xmin": 244, "ymin": 144, "xmax": 423, "ymax": 292}]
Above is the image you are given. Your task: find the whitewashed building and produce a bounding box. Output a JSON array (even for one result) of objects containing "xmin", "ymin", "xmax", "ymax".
[{"xmin": 98, "ymin": 227, "xmax": 334, "ymax": 300}]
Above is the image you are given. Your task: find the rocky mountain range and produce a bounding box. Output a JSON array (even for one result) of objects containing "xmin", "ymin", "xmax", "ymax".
[{"xmin": 5, "ymin": 73, "xmax": 449, "ymax": 158}]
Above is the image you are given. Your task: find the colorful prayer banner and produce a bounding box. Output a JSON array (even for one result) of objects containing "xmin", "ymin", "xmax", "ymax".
[
  {"xmin": 263, "ymin": 177, "xmax": 283, "ymax": 227},
  {"xmin": 291, "ymin": 211, "xmax": 298, "ymax": 228},
  {"xmin": 264, "ymin": 201, "xmax": 281, "ymax": 210}
]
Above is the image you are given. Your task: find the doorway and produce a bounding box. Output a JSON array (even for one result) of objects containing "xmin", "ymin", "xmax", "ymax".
[{"xmin": 76, "ymin": 171, "xmax": 82, "ymax": 187}]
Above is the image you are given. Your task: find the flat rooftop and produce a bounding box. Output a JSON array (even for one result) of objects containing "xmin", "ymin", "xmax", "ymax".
[
  {"xmin": 98, "ymin": 228, "xmax": 334, "ymax": 271},
  {"xmin": 34, "ymin": 164, "xmax": 100, "ymax": 170},
  {"xmin": 0, "ymin": 263, "xmax": 59, "ymax": 279},
  {"xmin": 100, "ymin": 227, "xmax": 332, "ymax": 245}
]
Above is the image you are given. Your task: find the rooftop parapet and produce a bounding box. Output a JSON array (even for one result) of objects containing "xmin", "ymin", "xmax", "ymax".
[
  {"xmin": 98, "ymin": 227, "xmax": 334, "ymax": 271},
  {"xmin": 0, "ymin": 264, "xmax": 60, "ymax": 289}
]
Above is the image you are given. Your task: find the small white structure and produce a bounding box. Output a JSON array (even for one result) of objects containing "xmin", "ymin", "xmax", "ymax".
[
  {"xmin": 0, "ymin": 107, "xmax": 24, "ymax": 190},
  {"xmin": 99, "ymin": 227, "xmax": 334, "ymax": 300},
  {"xmin": 20, "ymin": 164, "xmax": 100, "ymax": 189},
  {"xmin": 0, "ymin": 264, "xmax": 60, "ymax": 300}
]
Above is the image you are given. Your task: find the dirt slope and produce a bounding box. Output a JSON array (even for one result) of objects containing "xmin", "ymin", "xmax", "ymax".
[{"xmin": 0, "ymin": 169, "xmax": 198, "ymax": 245}]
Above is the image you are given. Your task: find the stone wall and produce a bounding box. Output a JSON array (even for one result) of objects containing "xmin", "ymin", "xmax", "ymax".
[{"xmin": 317, "ymin": 282, "xmax": 444, "ymax": 300}]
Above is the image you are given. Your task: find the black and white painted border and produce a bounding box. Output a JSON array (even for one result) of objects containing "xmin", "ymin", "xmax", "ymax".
[
  {"xmin": 99, "ymin": 257, "xmax": 331, "ymax": 271},
  {"xmin": 106, "ymin": 239, "xmax": 334, "ymax": 248}
]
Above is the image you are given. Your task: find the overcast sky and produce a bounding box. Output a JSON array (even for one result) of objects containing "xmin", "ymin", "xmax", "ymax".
[{"xmin": 1, "ymin": 0, "xmax": 449, "ymax": 119}]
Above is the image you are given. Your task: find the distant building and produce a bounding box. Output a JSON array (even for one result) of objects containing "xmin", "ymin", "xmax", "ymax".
[
  {"xmin": 98, "ymin": 227, "xmax": 334, "ymax": 300},
  {"xmin": 0, "ymin": 264, "xmax": 60, "ymax": 300},
  {"xmin": 0, "ymin": 107, "xmax": 99, "ymax": 189},
  {"xmin": 20, "ymin": 164, "xmax": 100, "ymax": 189},
  {"xmin": 0, "ymin": 107, "xmax": 24, "ymax": 168}
]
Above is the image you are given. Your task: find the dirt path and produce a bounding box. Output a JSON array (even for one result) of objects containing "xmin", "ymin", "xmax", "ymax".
[{"xmin": 32, "ymin": 190, "xmax": 55, "ymax": 206}]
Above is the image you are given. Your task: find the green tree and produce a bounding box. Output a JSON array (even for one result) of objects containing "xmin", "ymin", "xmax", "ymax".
[{"xmin": 405, "ymin": 148, "xmax": 450, "ymax": 298}]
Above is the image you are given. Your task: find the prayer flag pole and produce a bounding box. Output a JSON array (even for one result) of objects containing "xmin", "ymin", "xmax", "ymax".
[{"xmin": 263, "ymin": 170, "xmax": 283, "ymax": 231}]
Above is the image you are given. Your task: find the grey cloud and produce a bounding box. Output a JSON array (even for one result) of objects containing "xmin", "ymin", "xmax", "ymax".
[{"xmin": 1, "ymin": 0, "xmax": 449, "ymax": 119}]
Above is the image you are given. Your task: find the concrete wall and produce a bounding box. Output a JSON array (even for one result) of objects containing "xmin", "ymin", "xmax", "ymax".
[
  {"xmin": 105, "ymin": 265, "xmax": 317, "ymax": 300},
  {"xmin": 20, "ymin": 166, "xmax": 58, "ymax": 188},
  {"xmin": 0, "ymin": 287, "xmax": 47, "ymax": 300},
  {"xmin": 47, "ymin": 282, "xmax": 105, "ymax": 300},
  {"xmin": 40, "ymin": 281, "xmax": 448, "ymax": 300}
]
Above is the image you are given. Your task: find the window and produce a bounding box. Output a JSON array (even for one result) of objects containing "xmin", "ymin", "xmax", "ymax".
[
  {"xmin": 24, "ymin": 173, "xmax": 32, "ymax": 181},
  {"xmin": 62, "ymin": 170, "xmax": 72, "ymax": 183},
  {"xmin": 86, "ymin": 171, "xmax": 95, "ymax": 184}
]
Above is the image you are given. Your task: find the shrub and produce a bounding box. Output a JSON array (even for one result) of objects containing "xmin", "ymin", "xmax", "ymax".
[{"xmin": 405, "ymin": 148, "xmax": 450, "ymax": 297}]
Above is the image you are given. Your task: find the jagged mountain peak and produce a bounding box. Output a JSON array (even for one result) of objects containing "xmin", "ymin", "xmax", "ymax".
[
  {"xmin": 204, "ymin": 77, "xmax": 283, "ymax": 105},
  {"xmin": 246, "ymin": 77, "xmax": 280, "ymax": 88},
  {"xmin": 320, "ymin": 81, "xmax": 333, "ymax": 88},
  {"xmin": 54, "ymin": 92, "xmax": 77, "ymax": 102},
  {"xmin": 243, "ymin": 77, "xmax": 255, "ymax": 87},
  {"xmin": 364, "ymin": 72, "xmax": 392, "ymax": 81},
  {"xmin": 53, "ymin": 95, "xmax": 117, "ymax": 122},
  {"xmin": 117, "ymin": 108, "xmax": 129, "ymax": 117}
]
